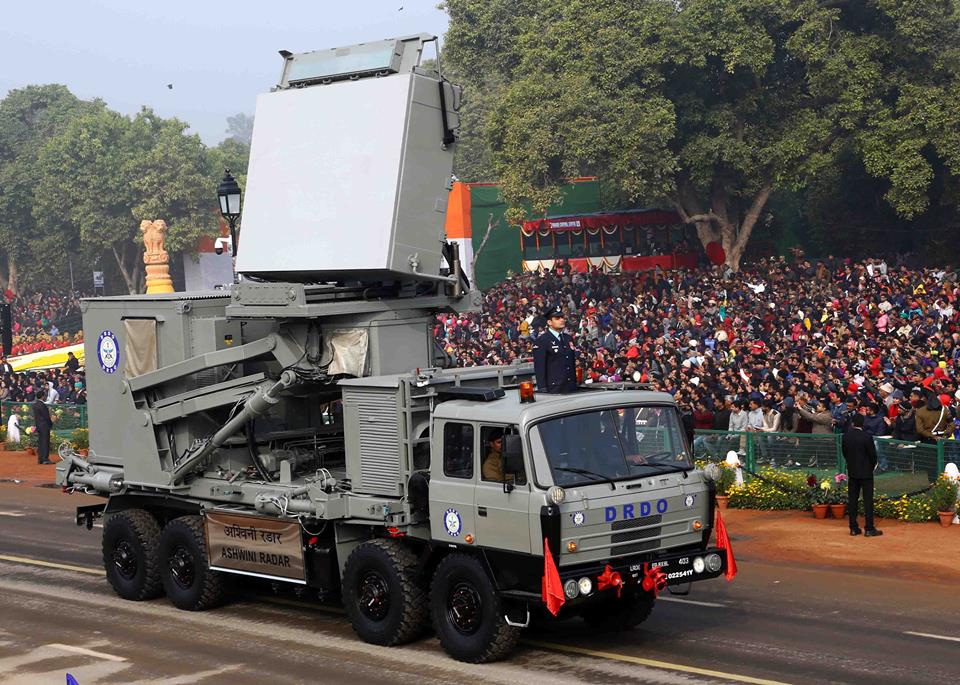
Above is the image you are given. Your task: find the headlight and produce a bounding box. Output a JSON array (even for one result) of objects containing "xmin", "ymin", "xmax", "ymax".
[
  {"xmin": 703, "ymin": 463, "xmax": 722, "ymax": 482},
  {"xmin": 693, "ymin": 557, "xmax": 705, "ymax": 573},
  {"xmin": 577, "ymin": 577, "xmax": 593, "ymax": 595},
  {"xmin": 705, "ymin": 553, "xmax": 722, "ymax": 572},
  {"xmin": 563, "ymin": 579, "xmax": 579, "ymax": 599},
  {"xmin": 548, "ymin": 486, "xmax": 566, "ymax": 505}
]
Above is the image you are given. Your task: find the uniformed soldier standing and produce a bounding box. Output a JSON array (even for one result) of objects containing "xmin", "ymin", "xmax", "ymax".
[{"xmin": 533, "ymin": 306, "xmax": 578, "ymax": 394}]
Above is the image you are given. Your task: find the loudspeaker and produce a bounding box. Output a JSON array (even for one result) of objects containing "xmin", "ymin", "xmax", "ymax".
[{"xmin": 0, "ymin": 303, "xmax": 11, "ymax": 357}]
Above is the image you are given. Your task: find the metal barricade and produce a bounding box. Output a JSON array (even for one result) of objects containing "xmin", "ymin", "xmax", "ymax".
[
  {"xmin": 2, "ymin": 400, "xmax": 88, "ymax": 435},
  {"xmin": 693, "ymin": 429, "xmax": 950, "ymax": 498},
  {"xmin": 692, "ymin": 429, "xmax": 841, "ymax": 473}
]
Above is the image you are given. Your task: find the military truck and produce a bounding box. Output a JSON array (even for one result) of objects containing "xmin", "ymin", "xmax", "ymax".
[{"xmin": 57, "ymin": 34, "xmax": 731, "ymax": 663}]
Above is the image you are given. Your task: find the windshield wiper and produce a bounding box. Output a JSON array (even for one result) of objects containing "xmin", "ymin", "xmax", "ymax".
[
  {"xmin": 632, "ymin": 460, "xmax": 693, "ymax": 477},
  {"xmin": 554, "ymin": 467, "xmax": 617, "ymax": 490}
]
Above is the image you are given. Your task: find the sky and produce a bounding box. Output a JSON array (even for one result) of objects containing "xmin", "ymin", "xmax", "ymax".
[{"xmin": 0, "ymin": 0, "xmax": 450, "ymax": 144}]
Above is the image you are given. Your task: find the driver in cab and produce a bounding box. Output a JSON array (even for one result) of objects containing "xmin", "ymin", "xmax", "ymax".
[{"xmin": 482, "ymin": 429, "xmax": 506, "ymax": 481}]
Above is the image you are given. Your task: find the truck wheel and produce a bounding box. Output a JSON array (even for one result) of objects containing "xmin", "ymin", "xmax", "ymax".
[
  {"xmin": 430, "ymin": 553, "xmax": 520, "ymax": 663},
  {"xmin": 102, "ymin": 509, "xmax": 162, "ymax": 601},
  {"xmin": 582, "ymin": 589, "xmax": 656, "ymax": 630},
  {"xmin": 159, "ymin": 515, "xmax": 225, "ymax": 611},
  {"xmin": 342, "ymin": 539, "xmax": 428, "ymax": 646}
]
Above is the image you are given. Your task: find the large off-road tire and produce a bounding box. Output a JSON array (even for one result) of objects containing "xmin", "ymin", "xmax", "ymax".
[
  {"xmin": 582, "ymin": 588, "xmax": 656, "ymax": 630},
  {"xmin": 342, "ymin": 539, "xmax": 428, "ymax": 646},
  {"xmin": 159, "ymin": 515, "xmax": 225, "ymax": 611},
  {"xmin": 102, "ymin": 509, "xmax": 162, "ymax": 601},
  {"xmin": 430, "ymin": 553, "xmax": 520, "ymax": 663}
]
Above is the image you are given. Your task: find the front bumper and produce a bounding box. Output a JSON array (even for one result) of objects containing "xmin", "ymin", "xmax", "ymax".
[{"xmin": 559, "ymin": 546, "xmax": 726, "ymax": 600}]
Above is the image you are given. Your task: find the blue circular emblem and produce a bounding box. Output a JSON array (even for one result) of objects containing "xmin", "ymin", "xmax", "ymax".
[
  {"xmin": 443, "ymin": 508, "xmax": 462, "ymax": 537},
  {"xmin": 98, "ymin": 330, "xmax": 120, "ymax": 374},
  {"xmin": 571, "ymin": 511, "xmax": 585, "ymax": 526}
]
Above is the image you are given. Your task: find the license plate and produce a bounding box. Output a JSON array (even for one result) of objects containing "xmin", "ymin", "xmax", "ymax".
[{"xmin": 630, "ymin": 556, "xmax": 688, "ymax": 573}]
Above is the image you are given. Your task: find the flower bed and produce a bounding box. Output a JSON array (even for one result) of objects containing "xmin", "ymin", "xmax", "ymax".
[
  {"xmin": 716, "ymin": 466, "xmax": 956, "ymax": 524},
  {"xmin": 727, "ymin": 468, "xmax": 812, "ymax": 511}
]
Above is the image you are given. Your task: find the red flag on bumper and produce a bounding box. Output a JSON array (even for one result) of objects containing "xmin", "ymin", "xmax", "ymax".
[
  {"xmin": 715, "ymin": 508, "xmax": 737, "ymax": 581},
  {"xmin": 542, "ymin": 538, "xmax": 565, "ymax": 616}
]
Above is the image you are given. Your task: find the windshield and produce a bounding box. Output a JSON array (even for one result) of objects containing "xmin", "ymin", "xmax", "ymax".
[{"xmin": 534, "ymin": 405, "xmax": 692, "ymax": 487}]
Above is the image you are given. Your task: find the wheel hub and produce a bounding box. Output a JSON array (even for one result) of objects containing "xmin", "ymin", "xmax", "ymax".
[
  {"xmin": 112, "ymin": 540, "xmax": 138, "ymax": 580},
  {"xmin": 448, "ymin": 582, "xmax": 482, "ymax": 635},
  {"xmin": 169, "ymin": 545, "xmax": 196, "ymax": 590},
  {"xmin": 357, "ymin": 570, "xmax": 390, "ymax": 621}
]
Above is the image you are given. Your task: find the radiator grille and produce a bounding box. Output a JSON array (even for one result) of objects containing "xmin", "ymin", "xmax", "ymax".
[
  {"xmin": 611, "ymin": 514, "xmax": 662, "ymax": 531},
  {"xmin": 346, "ymin": 390, "xmax": 401, "ymax": 495},
  {"xmin": 611, "ymin": 514, "xmax": 662, "ymax": 555}
]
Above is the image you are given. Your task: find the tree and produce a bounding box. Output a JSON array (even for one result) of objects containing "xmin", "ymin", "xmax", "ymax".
[
  {"xmin": 225, "ymin": 113, "xmax": 254, "ymax": 145},
  {"xmin": 35, "ymin": 108, "xmax": 219, "ymax": 294},
  {"xmin": 444, "ymin": 0, "xmax": 960, "ymax": 270},
  {"xmin": 0, "ymin": 85, "xmax": 100, "ymax": 293},
  {"xmin": 207, "ymin": 137, "xmax": 250, "ymax": 190}
]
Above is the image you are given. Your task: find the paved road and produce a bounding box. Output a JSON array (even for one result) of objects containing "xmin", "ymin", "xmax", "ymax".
[{"xmin": 0, "ymin": 484, "xmax": 956, "ymax": 685}]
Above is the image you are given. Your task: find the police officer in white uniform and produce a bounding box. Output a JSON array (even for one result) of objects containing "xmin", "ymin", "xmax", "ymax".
[{"xmin": 533, "ymin": 306, "xmax": 578, "ymax": 394}]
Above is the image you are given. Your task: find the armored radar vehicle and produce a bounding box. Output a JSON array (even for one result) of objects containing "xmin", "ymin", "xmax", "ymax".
[{"xmin": 57, "ymin": 34, "xmax": 733, "ymax": 663}]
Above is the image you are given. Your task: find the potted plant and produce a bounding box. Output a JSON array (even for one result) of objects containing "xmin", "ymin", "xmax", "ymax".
[
  {"xmin": 71, "ymin": 428, "xmax": 90, "ymax": 457},
  {"xmin": 829, "ymin": 473, "xmax": 848, "ymax": 519},
  {"xmin": 21, "ymin": 427, "xmax": 38, "ymax": 455},
  {"xmin": 715, "ymin": 464, "xmax": 736, "ymax": 509},
  {"xmin": 930, "ymin": 475, "xmax": 958, "ymax": 528},
  {"xmin": 811, "ymin": 478, "xmax": 831, "ymax": 519}
]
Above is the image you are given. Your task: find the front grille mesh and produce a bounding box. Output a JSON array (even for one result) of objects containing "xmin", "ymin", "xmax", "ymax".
[
  {"xmin": 611, "ymin": 514, "xmax": 662, "ymax": 531},
  {"xmin": 610, "ymin": 514, "xmax": 662, "ymax": 555}
]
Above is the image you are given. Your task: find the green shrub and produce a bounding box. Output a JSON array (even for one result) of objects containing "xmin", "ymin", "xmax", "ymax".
[
  {"xmin": 716, "ymin": 463, "xmax": 736, "ymax": 496},
  {"xmin": 4, "ymin": 440, "xmax": 20, "ymax": 451},
  {"xmin": 728, "ymin": 468, "xmax": 812, "ymax": 510},
  {"xmin": 871, "ymin": 493, "xmax": 938, "ymax": 522},
  {"xmin": 929, "ymin": 476, "xmax": 958, "ymax": 513},
  {"xmin": 70, "ymin": 428, "xmax": 89, "ymax": 450},
  {"xmin": 20, "ymin": 430, "xmax": 38, "ymax": 449}
]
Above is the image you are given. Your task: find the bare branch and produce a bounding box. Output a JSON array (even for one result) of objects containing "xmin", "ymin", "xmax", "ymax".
[
  {"xmin": 469, "ymin": 213, "xmax": 500, "ymax": 296},
  {"xmin": 732, "ymin": 183, "xmax": 774, "ymax": 255},
  {"xmin": 685, "ymin": 212, "xmax": 723, "ymax": 225}
]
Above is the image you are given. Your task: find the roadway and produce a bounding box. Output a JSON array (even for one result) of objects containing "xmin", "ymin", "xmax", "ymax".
[{"xmin": 0, "ymin": 484, "xmax": 957, "ymax": 685}]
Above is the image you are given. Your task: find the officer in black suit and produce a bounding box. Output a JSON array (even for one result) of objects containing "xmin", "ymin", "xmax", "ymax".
[
  {"xmin": 842, "ymin": 413, "xmax": 882, "ymax": 536},
  {"xmin": 32, "ymin": 387, "xmax": 54, "ymax": 465},
  {"xmin": 532, "ymin": 306, "xmax": 578, "ymax": 394}
]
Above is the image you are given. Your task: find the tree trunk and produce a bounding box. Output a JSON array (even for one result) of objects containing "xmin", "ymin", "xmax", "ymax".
[
  {"xmin": 673, "ymin": 182, "xmax": 773, "ymax": 273},
  {"xmin": 725, "ymin": 183, "xmax": 773, "ymax": 272},
  {"xmin": 112, "ymin": 244, "xmax": 144, "ymax": 295},
  {"xmin": 469, "ymin": 213, "xmax": 499, "ymax": 295},
  {"xmin": 6, "ymin": 254, "xmax": 18, "ymax": 295}
]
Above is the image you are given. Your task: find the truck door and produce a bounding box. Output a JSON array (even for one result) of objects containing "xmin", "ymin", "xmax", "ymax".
[
  {"xmin": 428, "ymin": 421, "xmax": 477, "ymax": 545},
  {"xmin": 474, "ymin": 425, "xmax": 532, "ymax": 554}
]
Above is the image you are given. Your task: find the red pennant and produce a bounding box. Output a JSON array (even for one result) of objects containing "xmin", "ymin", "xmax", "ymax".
[
  {"xmin": 541, "ymin": 538, "xmax": 565, "ymax": 616},
  {"xmin": 641, "ymin": 563, "xmax": 667, "ymax": 596},
  {"xmin": 715, "ymin": 507, "xmax": 738, "ymax": 581},
  {"xmin": 597, "ymin": 564, "xmax": 623, "ymax": 597}
]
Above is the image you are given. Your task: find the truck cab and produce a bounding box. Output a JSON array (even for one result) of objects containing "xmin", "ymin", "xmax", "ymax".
[{"xmin": 428, "ymin": 387, "xmax": 724, "ymax": 608}]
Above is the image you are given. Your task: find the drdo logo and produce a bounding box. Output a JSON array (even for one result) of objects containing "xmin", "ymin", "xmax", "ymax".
[
  {"xmin": 443, "ymin": 508, "xmax": 462, "ymax": 537},
  {"xmin": 98, "ymin": 330, "xmax": 120, "ymax": 374}
]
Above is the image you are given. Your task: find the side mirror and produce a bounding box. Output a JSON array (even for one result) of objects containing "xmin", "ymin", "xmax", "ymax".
[{"xmin": 503, "ymin": 435, "xmax": 524, "ymax": 475}]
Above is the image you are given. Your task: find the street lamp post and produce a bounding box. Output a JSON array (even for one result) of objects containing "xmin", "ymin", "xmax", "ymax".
[{"xmin": 217, "ymin": 169, "xmax": 242, "ymax": 279}]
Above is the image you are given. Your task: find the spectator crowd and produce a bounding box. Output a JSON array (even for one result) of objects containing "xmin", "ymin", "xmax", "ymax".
[
  {"xmin": 0, "ymin": 351, "xmax": 85, "ymax": 405},
  {"xmin": 3, "ymin": 289, "xmax": 84, "ymax": 356},
  {"xmin": 436, "ymin": 253, "xmax": 960, "ymax": 449}
]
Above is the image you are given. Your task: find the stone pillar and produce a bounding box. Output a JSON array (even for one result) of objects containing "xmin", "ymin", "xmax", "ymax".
[{"xmin": 141, "ymin": 220, "xmax": 174, "ymax": 294}]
